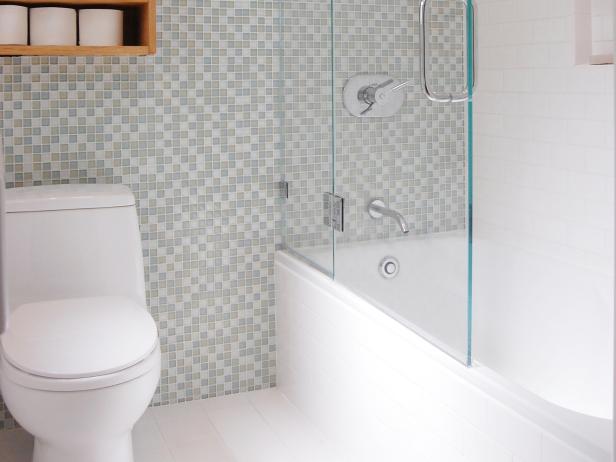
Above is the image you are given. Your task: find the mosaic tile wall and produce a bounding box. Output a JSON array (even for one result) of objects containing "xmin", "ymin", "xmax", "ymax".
[
  {"xmin": 280, "ymin": 0, "xmax": 467, "ymax": 254},
  {"xmin": 0, "ymin": 0, "xmax": 279, "ymax": 430}
]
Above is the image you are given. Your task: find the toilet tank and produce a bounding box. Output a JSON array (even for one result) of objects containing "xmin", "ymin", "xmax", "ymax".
[{"xmin": 5, "ymin": 185, "xmax": 146, "ymax": 309}]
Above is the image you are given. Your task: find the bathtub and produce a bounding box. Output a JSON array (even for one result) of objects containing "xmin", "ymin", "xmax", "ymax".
[{"xmin": 276, "ymin": 232, "xmax": 612, "ymax": 462}]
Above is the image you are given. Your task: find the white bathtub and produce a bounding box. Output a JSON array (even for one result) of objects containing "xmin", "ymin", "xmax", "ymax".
[{"xmin": 277, "ymin": 234, "xmax": 612, "ymax": 462}]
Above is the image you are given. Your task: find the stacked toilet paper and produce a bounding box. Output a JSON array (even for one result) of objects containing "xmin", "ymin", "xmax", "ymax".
[
  {"xmin": 0, "ymin": 5, "xmax": 123, "ymax": 46},
  {"xmin": 30, "ymin": 7, "xmax": 77, "ymax": 45},
  {"xmin": 79, "ymin": 9, "xmax": 124, "ymax": 46},
  {"xmin": 0, "ymin": 5, "xmax": 28, "ymax": 45}
]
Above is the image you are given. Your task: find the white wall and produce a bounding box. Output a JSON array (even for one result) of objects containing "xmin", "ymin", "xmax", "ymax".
[
  {"xmin": 475, "ymin": 0, "xmax": 613, "ymax": 271},
  {"xmin": 592, "ymin": 0, "xmax": 614, "ymax": 55},
  {"xmin": 473, "ymin": 0, "xmax": 614, "ymax": 419},
  {"xmin": 276, "ymin": 253, "xmax": 607, "ymax": 462}
]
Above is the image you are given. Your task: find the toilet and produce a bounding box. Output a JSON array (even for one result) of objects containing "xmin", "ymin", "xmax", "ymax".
[{"xmin": 0, "ymin": 184, "xmax": 161, "ymax": 462}]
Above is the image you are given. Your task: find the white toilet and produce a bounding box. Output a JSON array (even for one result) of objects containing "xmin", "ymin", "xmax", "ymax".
[{"xmin": 0, "ymin": 184, "xmax": 161, "ymax": 462}]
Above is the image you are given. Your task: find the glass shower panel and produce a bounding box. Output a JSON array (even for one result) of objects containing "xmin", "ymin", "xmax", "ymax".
[
  {"xmin": 332, "ymin": 0, "xmax": 473, "ymax": 363},
  {"xmin": 277, "ymin": 0, "xmax": 336, "ymax": 274}
]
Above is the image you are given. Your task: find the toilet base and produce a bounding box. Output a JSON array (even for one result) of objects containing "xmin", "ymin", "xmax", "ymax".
[
  {"xmin": 0, "ymin": 346, "xmax": 160, "ymax": 462},
  {"xmin": 33, "ymin": 434, "xmax": 133, "ymax": 462}
]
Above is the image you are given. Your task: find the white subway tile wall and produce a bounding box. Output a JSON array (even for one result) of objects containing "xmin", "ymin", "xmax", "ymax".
[
  {"xmin": 472, "ymin": 0, "xmax": 614, "ymax": 403},
  {"xmin": 592, "ymin": 0, "xmax": 614, "ymax": 56},
  {"xmin": 475, "ymin": 0, "xmax": 614, "ymax": 269}
]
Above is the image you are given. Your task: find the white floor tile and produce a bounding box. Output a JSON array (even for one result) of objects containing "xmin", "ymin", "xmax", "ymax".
[
  {"xmin": 0, "ymin": 389, "xmax": 342, "ymax": 462},
  {"xmin": 206, "ymin": 400, "xmax": 293, "ymax": 462},
  {"xmin": 200, "ymin": 393, "xmax": 251, "ymax": 413},
  {"xmin": 134, "ymin": 409, "xmax": 160, "ymax": 440},
  {"xmin": 169, "ymin": 434, "xmax": 235, "ymax": 462},
  {"xmin": 151, "ymin": 401, "xmax": 210, "ymax": 423},
  {"xmin": 153, "ymin": 402, "xmax": 218, "ymax": 448},
  {"xmin": 134, "ymin": 435, "xmax": 175, "ymax": 462},
  {"xmin": 134, "ymin": 410, "xmax": 175, "ymax": 462},
  {"xmin": 248, "ymin": 389, "xmax": 342, "ymax": 462}
]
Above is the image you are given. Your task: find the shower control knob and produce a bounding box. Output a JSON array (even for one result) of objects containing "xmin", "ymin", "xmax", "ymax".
[
  {"xmin": 358, "ymin": 79, "xmax": 394, "ymax": 115},
  {"xmin": 343, "ymin": 74, "xmax": 407, "ymax": 118}
]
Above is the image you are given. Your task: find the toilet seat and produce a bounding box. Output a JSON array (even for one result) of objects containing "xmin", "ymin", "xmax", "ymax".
[
  {"xmin": 0, "ymin": 341, "xmax": 160, "ymax": 392},
  {"xmin": 1, "ymin": 296, "xmax": 158, "ymax": 380},
  {"xmin": 0, "ymin": 296, "xmax": 160, "ymax": 392}
]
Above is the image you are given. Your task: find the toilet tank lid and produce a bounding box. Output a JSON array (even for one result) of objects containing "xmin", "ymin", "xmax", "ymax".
[{"xmin": 6, "ymin": 184, "xmax": 135, "ymax": 213}]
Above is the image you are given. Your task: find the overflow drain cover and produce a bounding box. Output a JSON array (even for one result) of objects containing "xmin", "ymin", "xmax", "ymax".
[{"xmin": 379, "ymin": 256, "xmax": 400, "ymax": 279}]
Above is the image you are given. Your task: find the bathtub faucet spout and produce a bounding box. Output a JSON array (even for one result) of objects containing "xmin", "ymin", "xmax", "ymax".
[{"xmin": 367, "ymin": 199, "xmax": 410, "ymax": 234}]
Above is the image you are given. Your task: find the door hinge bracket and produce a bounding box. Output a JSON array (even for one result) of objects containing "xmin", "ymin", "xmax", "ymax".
[
  {"xmin": 323, "ymin": 192, "xmax": 345, "ymax": 232},
  {"xmin": 278, "ymin": 181, "xmax": 289, "ymax": 199}
]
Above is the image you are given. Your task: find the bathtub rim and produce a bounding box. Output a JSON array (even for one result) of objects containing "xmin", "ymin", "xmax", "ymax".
[{"xmin": 276, "ymin": 249, "xmax": 611, "ymax": 462}]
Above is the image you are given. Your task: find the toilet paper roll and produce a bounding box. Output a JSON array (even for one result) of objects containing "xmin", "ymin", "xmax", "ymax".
[
  {"xmin": 0, "ymin": 5, "xmax": 28, "ymax": 45},
  {"xmin": 30, "ymin": 7, "xmax": 77, "ymax": 46},
  {"xmin": 79, "ymin": 9, "xmax": 124, "ymax": 46}
]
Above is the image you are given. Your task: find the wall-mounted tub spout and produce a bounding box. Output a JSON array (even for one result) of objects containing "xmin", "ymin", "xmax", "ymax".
[{"xmin": 368, "ymin": 199, "xmax": 410, "ymax": 234}]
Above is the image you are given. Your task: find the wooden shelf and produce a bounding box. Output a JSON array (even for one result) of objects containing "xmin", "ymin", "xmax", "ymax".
[
  {"xmin": 0, "ymin": 45, "xmax": 149, "ymax": 56},
  {"xmin": 0, "ymin": 0, "xmax": 148, "ymax": 4},
  {"xmin": 0, "ymin": 0, "xmax": 156, "ymax": 56}
]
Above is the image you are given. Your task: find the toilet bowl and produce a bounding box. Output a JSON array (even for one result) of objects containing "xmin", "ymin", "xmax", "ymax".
[
  {"xmin": 0, "ymin": 296, "xmax": 161, "ymax": 462},
  {"xmin": 0, "ymin": 185, "xmax": 162, "ymax": 462},
  {"xmin": 0, "ymin": 341, "xmax": 160, "ymax": 462}
]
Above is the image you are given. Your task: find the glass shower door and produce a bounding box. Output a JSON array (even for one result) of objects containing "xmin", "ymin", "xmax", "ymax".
[
  {"xmin": 331, "ymin": 0, "xmax": 475, "ymax": 364},
  {"xmin": 277, "ymin": 0, "xmax": 336, "ymax": 275}
]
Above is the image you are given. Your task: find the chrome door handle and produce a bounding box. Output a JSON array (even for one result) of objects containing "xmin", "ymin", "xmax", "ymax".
[{"xmin": 420, "ymin": 0, "xmax": 477, "ymax": 103}]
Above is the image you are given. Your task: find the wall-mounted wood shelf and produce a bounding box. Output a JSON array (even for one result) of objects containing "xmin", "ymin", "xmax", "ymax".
[{"xmin": 0, "ymin": 0, "xmax": 156, "ymax": 56}]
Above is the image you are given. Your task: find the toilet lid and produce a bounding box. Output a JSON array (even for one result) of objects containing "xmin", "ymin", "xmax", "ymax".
[{"xmin": 1, "ymin": 296, "xmax": 158, "ymax": 379}]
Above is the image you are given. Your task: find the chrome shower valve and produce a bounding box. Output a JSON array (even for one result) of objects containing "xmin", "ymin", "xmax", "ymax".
[{"xmin": 343, "ymin": 74, "xmax": 407, "ymax": 118}]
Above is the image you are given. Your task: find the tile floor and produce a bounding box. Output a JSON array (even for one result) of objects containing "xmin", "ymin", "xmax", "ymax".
[{"xmin": 0, "ymin": 389, "xmax": 343, "ymax": 462}]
